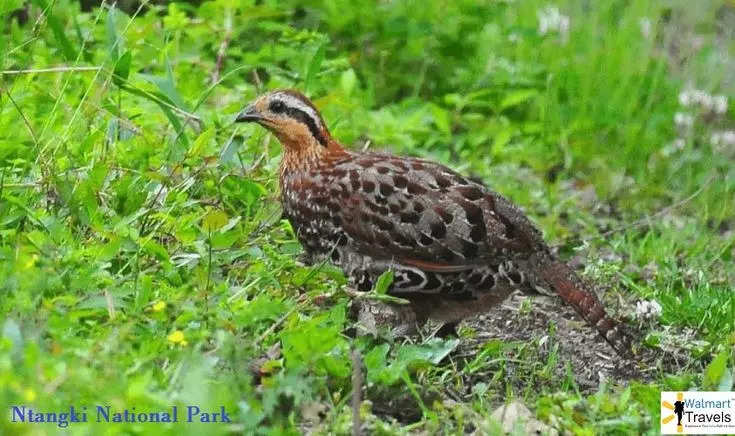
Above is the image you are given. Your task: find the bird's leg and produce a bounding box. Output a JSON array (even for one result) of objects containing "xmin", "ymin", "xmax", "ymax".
[
  {"xmin": 348, "ymin": 297, "xmax": 420, "ymax": 338},
  {"xmin": 434, "ymin": 322, "xmax": 459, "ymax": 338}
]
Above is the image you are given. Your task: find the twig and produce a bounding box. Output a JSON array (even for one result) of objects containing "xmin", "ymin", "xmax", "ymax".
[
  {"xmin": 2, "ymin": 87, "xmax": 40, "ymax": 147},
  {"xmin": 252, "ymin": 69, "xmax": 263, "ymax": 93},
  {"xmin": 210, "ymin": 12, "xmax": 232, "ymax": 84},
  {"xmin": 351, "ymin": 347, "xmax": 363, "ymax": 436},
  {"xmin": 0, "ymin": 66, "xmax": 102, "ymax": 75},
  {"xmin": 5, "ymin": 36, "xmax": 38, "ymax": 57}
]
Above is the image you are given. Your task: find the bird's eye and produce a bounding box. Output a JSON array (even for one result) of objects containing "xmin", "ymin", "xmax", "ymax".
[{"xmin": 270, "ymin": 100, "xmax": 286, "ymax": 113}]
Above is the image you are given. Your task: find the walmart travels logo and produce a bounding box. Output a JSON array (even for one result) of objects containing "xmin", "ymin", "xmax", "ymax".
[{"xmin": 660, "ymin": 391, "xmax": 735, "ymax": 435}]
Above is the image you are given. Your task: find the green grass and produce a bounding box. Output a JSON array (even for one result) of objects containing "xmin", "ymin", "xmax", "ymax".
[{"xmin": 1, "ymin": 0, "xmax": 734, "ymax": 434}]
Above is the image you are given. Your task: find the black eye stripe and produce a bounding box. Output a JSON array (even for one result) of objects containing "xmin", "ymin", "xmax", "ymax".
[
  {"xmin": 269, "ymin": 100, "xmax": 286, "ymax": 113},
  {"xmin": 269, "ymin": 99, "xmax": 327, "ymax": 147}
]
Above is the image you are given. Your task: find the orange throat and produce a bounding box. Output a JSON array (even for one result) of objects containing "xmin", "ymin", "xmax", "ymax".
[{"xmin": 278, "ymin": 135, "xmax": 347, "ymax": 178}]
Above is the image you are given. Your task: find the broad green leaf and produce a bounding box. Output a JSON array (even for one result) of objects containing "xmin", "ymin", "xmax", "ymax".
[
  {"xmin": 202, "ymin": 210, "xmax": 229, "ymax": 233},
  {"xmin": 211, "ymin": 230, "xmax": 239, "ymax": 249},
  {"xmin": 703, "ymin": 349, "xmax": 730, "ymax": 390},
  {"xmin": 393, "ymin": 338, "xmax": 459, "ymax": 366},
  {"xmin": 112, "ymin": 51, "xmax": 132, "ymax": 87},
  {"xmin": 373, "ymin": 338, "xmax": 460, "ymax": 385}
]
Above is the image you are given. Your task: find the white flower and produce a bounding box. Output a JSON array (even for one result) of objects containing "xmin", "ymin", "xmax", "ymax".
[
  {"xmin": 711, "ymin": 131, "xmax": 735, "ymax": 148},
  {"xmin": 639, "ymin": 18, "xmax": 652, "ymax": 39},
  {"xmin": 677, "ymin": 88, "xmax": 728, "ymax": 114},
  {"xmin": 635, "ymin": 300, "xmax": 662, "ymax": 320},
  {"xmin": 723, "ymin": 131, "xmax": 735, "ymax": 145},
  {"xmin": 558, "ymin": 15, "xmax": 570, "ymax": 41},
  {"xmin": 673, "ymin": 112, "xmax": 694, "ymax": 129},
  {"xmin": 712, "ymin": 95, "xmax": 728, "ymax": 115},
  {"xmin": 691, "ymin": 90, "xmax": 709, "ymax": 107},
  {"xmin": 699, "ymin": 93, "xmax": 715, "ymax": 112},
  {"xmin": 537, "ymin": 6, "xmax": 559, "ymax": 35},
  {"xmin": 662, "ymin": 138, "xmax": 686, "ymax": 156},
  {"xmin": 538, "ymin": 6, "xmax": 570, "ymax": 43}
]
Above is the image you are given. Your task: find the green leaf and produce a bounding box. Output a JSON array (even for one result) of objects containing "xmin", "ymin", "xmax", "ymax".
[
  {"xmin": 717, "ymin": 368, "xmax": 733, "ymax": 392},
  {"xmin": 219, "ymin": 136, "xmax": 242, "ymax": 166},
  {"xmin": 372, "ymin": 270, "xmax": 394, "ymax": 295},
  {"xmin": 2, "ymin": 318, "xmax": 23, "ymax": 354},
  {"xmin": 202, "ymin": 210, "xmax": 229, "ymax": 233},
  {"xmin": 429, "ymin": 104, "xmax": 451, "ymax": 136},
  {"xmin": 142, "ymin": 240, "xmax": 170, "ymax": 263},
  {"xmin": 112, "ymin": 51, "xmax": 132, "ymax": 87},
  {"xmin": 492, "ymin": 126, "xmax": 513, "ymax": 150},
  {"xmin": 140, "ymin": 58, "xmax": 188, "ymax": 110},
  {"xmin": 372, "ymin": 338, "xmax": 459, "ymax": 385},
  {"xmin": 703, "ymin": 349, "xmax": 731, "ymax": 390},
  {"xmin": 340, "ymin": 69, "xmax": 357, "ymax": 96},
  {"xmin": 500, "ymin": 89, "xmax": 538, "ymax": 110},
  {"xmin": 303, "ymin": 42, "xmax": 326, "ymax": 93},
  {"xmin": 119, "ymin": 85, "xmax": 189, "ymax": 146},
  {"xmin": 394, "ymin": 338, "xmax": 459, "ymax": 366},
  {"xmin": 190, "ymin": 127, "xmax": 215, "ymax": 158},
  {"xmin": 364, "ymin": 343, "xmax": 390, "ymax": 383},
  {"xmin": 106, "ymin": 4, "xmax": 122, "ymax": 60},
  {"xmin": 235, "ymin": 180, "xmax": 267, "ymax": 207},
  {"xmin": 210, "ymin": 230, "xmax": 239, "ymax": 249}
]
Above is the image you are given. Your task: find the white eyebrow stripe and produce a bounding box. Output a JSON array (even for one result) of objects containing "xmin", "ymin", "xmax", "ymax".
[{"xmin": 274, "ymin": 93, "xmax": 323, "ymax": 128}]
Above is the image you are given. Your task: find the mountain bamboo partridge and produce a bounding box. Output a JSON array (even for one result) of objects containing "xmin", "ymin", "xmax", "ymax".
[{"xmin": 235, "ymin": 89, "xmax": 632, "ymax": 355}]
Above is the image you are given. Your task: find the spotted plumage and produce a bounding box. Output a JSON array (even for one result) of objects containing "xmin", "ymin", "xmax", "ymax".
[{"xmin": 236, "ymin": 89, "xmax": 632, "ymax": 355}]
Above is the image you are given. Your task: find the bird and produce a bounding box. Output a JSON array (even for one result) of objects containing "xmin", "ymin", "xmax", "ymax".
[{"xmin": 235, "ymin": 89, "xmax": 632, "ymax": 355}]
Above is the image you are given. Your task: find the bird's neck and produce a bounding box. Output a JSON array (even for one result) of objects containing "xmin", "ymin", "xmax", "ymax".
[{"xmin": 278, "ymin": 136, "xmax": 348, "ymax": 181}]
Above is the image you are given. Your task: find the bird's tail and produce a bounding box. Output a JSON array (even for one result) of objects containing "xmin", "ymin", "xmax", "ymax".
[{"xmin": 536, "ymin": 258, "xmax": 632, "ymax": 356}]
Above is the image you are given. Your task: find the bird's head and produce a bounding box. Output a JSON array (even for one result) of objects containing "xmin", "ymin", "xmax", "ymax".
[{"xmin": 235, "ymin": 90, "xmax": 334, "ymax": 154}]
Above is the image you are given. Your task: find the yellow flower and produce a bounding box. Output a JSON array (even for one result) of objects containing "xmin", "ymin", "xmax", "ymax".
[
  {"xmin": 23, "ymin": 254, "xmax": 38, "ymax": 269},
  {"xmin": 167, "ymin": 330, "xmax": 188, "ymax": 346},
  {"xmin": 23, "ymin": 388, "xmax": 36, "ymax": 402},
  {"xmin": 152, "ymin": 301, "xmax": 166, "ymax": 312}
]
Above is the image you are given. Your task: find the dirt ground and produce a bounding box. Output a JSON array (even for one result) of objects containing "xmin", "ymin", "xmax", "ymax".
[
  {"xmin": 367, "ymin": 291, "xmax": 691, "ymax": 426},
  {"xmin": 457, "ymin": 292, "xmax": 671, "ymax": 392}
]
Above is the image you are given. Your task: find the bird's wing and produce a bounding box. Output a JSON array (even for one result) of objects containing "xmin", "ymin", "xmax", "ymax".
[{"xmin": 309, "ymin": 152, "xmax": 545, "ymax": 270}]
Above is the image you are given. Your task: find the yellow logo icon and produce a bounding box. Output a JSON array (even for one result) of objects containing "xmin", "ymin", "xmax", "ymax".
[{"xmin": 662, "ymin": 392, "xmax": 685, "ymax": 433}]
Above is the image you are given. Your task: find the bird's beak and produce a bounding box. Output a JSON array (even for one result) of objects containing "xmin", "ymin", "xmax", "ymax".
[{"xmin": 235, "ymin": 104, "xmax": 262, "ymax": 123}]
